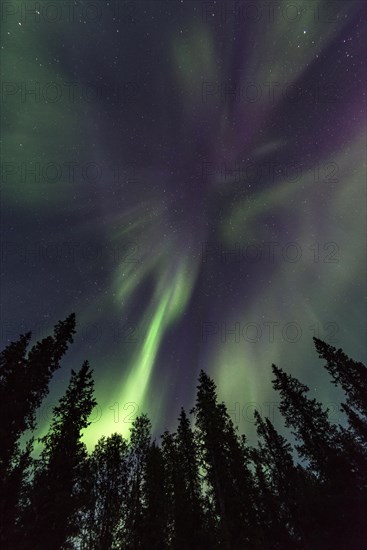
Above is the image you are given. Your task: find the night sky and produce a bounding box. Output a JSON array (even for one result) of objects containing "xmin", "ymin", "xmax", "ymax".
[{"xmin": 1, "ymin": 0, "xmax": 366, "ymax": 449}]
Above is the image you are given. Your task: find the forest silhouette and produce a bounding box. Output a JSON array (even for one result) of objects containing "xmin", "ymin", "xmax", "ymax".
[{"xmin": 0, "ymin": 314, "xmax": 366, "ymax": 549}]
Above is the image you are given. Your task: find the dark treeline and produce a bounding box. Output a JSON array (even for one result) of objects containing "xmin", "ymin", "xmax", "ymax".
[{"xmin": 0, "ymin": 314, "xmax": 366, "ymax": 550}]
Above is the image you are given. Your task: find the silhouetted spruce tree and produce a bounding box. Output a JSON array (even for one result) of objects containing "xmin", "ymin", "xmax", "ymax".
[
  {"xmin": 252, "ymin": 410, "xmax": 317, "ymax": 549},
  {"xmin": 313, "ymin": 338, "xmax": 367, "ymax": 417},
  {"xmin": 21, "ymin": 361, "xmax": 96, "ymax": 550},
  {"xmin": 250, "ymin": 446, "xmax": 292, "ymax": 550},
  {"xmin": 313, "ymin": 340, "xmax": 367, "ymax": 546},
  {"xmin": 80, "ymin": 433, "xmax": 129, "ymax": 549},
  {"xmin": 161, "ymin": 409, "xmax": 214, "ymax": 550},
  {"xmin": 139, "ymin": 441, "xmax": 169, "ymax": 549},
  {"xmin": 272, "ymin": 363, "xmax": 366, "ymax": 549},
  {"xmin": 124, "ymin": 414, "xmax": 152, "ymax": 550},
  {"xmin": 314, "ymin": 338, "xmax": 367, "ymax": 446},
  {"xmin": 272, "ymin": 364, "xmax": 342, "ymax": 475},
  {"xmin": 0, "ymin": 439, "xmax": 34, "ymax": 549},
  {"xmin": 0, "ymin": 314, "xmax": 76, "ymax": 546},
  {"xmin": 176, "ymin": 408, "xmax": 215, "ymax": 548},
  {"xmin": 192, "ymin": 370, "xmax": 259, "ymax": 550},
  {"xmin": 160, "ymin": 430, "xmax": 178, "ymax": 543},
  {"xmin": 0, "ymin": 332, "xmax": 31, "ymax": 475},
  {"xmin": 0, "ymin": 314, "xmax": 76, "ymax": 472}
]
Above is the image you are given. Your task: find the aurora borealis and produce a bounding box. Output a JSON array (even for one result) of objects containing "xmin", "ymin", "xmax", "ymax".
[{"xmin": 1, "ymin": 0, "xmax": 366, "ymax": 449}]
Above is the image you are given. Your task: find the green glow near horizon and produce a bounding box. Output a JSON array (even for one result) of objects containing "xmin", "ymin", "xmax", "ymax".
[{"xmin": 82, "ymin": 256, "xmax": 197, "ymax": 449}]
